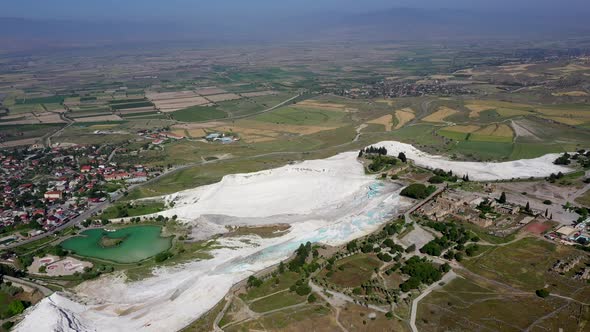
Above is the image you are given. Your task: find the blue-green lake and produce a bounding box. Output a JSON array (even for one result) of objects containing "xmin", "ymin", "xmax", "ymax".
[{"xmin": 60, "ymin": 225, "xmax": 172, "ymax": 264}]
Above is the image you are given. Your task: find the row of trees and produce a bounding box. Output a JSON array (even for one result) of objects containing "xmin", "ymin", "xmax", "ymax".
[{"xmin": 428, "ymin": 169, "xmax": 459, "ymax": 184}]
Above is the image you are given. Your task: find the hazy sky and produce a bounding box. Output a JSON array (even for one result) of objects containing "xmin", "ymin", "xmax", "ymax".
[{"xmin": 5, "ymin": 0, "xmax": 590, "ymax": 21}]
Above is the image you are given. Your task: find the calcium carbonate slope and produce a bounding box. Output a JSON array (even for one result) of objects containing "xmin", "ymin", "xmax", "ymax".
[{"xmin": 15, "ymin": 141, "xmax": 572, "ymax": 332}]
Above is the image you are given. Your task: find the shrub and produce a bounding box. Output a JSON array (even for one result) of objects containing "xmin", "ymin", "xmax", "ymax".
[
  {"xmin": 377, "ymin": 253, "xmax": 393, "ymax": 262},
  {"xmin": 247, "ymin": 276, "xmax": 263, "ymax": 288},
  {"xmin": 536, "ymin": 289, "xmax": 550, "ymax": 298},
  {"xmin": 465, "ymin": 244, "xmax": 479, "ymax": 257},
  {"xmin": 6, "ymin": 300, "xmax": 25, "ymax": 317},
  {"xmin": 154, "ymin": 251, "xmax": 173, "ymax": 263},
  {"xmin": 2, "ymin": 321, "xmax": 14, "ymax": 330},
  {"xmin": 400, "ymin": 184, "xmax": 437, "ymax": 199},
  {"xmin": 428, "ymin": 175, "xmax": 445, "ymax": 184},
  {"xmin": 295, "ymin": 284, "xmax": 312, "ymax": 296}
]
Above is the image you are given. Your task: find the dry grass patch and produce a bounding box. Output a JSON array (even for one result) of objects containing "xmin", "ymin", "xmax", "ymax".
[
  {"xmin": 430, "ymin": 74, "xmax": 454, "ymax": 80},
  {"xmin": 466, "ymin": 101, "xmax": 534, "ymax": 118},
  {"xmin": 36, "ymin": 112, "xmax": 59, "ymax": 121},
  {"xmin": 553, "ymin": 63, "xmax": 590, "ymax": 73},
  {"xmin": 498, "ymin": 64, "xmax": 534, "ymax": 73},
  {"xmin": 367, "ymin": 114, "xmax": 394, "ymax": 131},
  {"xmin": 422, "ymin": 107, "xmax": 458, "ymax": 123},
  {"xmin": 394, "ymin": 108, "xmax": 415, "ymax": 129},
  {"xmin": 173, "ymin": 121, "xmax": 226, "ymax": 129},
  {"xmin": 205, "ymin": 93, "xmax": 241, "ymax": 103},
  {"xmin": 148, "ymin": 91, "xmax": 210, "ymax": 112},
  {"xmin": 536, "ymin": 108, "xmax": 590, "ymax": 117},
  {"xmin": 170, "ymin": 129, "xmax": 188, "ymax": 138},
  {"xmin": 542, "ymin": 116, "xmax": 587, "ymax": 126},
  {"xmin": 195, "ymin": 87, "xmax": 226, "ymax": 96},
  {"xmin": 185, "ymin": 128, "xmax": 206, "ymax": 138},
  {"xmin": 89, "ymin": 124, "xmax": 119, "ymax": 130},
  {"xmin": 376, "ymin": 99, "xmax": 397, "ymax": 107},
  {"xmin": 495, "ymin": 108, "xmax": 533, "ymax": 117},
  {"xmin": 0, "ymin": 138, "xmax": 40, "ymax": 147},
  {"xmin": 1, "ymin": 113, "xmax": 34, "ymax": 120},
  {"xmin": 240, "ymin": 90, "xmax": 278, "ymax": 98},
  {"xmin": 210, "ymin": 119, "xmax": 336, "ymax": 143},
  {"xmin": 465, "ymin": 104, "xmax": 494, "ymax": 118},
  {"xmin": 552, "ymin": 91, "xmax": 589, "ymax": 97},
  {"xmin": 535, "ymin": 107, "xmax": 590, "ymax": 125},
  {"xmin": 147, "ymin": 91, "xmax": 198, "ymax": 100}
]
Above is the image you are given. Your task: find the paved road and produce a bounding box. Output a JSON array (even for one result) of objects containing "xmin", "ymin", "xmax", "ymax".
[
  {"xmin": 409, "ymin": 270, "xmax": 458, "ymax": 332},
  {"xmin": 3, "ymin": 275, "xmax": 53, "ymax": 297}
]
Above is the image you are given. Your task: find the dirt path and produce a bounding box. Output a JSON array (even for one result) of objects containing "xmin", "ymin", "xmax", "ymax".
[
  {"xmin": 3, "ymin": 276, "xmax": 53, "ymax": 297},
  {"xmin": 309, "ymin": 280, "xmax": 388, "ymax": 313},
  {"xmin": 309, "ymin": 281, "xmax": 349, "ymax": 332},
  {"xmin": 247, "ymin": 289, "xmax": 289, "ymax": 304}
]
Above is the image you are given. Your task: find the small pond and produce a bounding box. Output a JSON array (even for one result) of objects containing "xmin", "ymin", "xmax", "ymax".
[{"xmin": 60, "ymin": 225, "xmax": 172, "ymax": 264}]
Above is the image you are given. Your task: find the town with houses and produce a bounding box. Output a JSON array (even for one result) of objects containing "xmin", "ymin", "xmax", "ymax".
[
  {"xmin": 0, "ymin": 143, "xmax": 153, "ymax": 248},
  {"xmin": 0, "ymin": 125, "xmax": 242, "ymax": 249},
  {"xmin": 334, "ymin": 79, "xmax": 474, "ymax": 99}
]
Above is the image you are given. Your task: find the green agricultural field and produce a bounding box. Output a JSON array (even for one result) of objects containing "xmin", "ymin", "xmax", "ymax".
[
  {"xmin": 215, "ymin": 92, "xmax": 293, "ymax": 118},
  {"xmin": 124, "ymin": 113, "xmax": 168, "ymax": 120},
  {"xmin": 452, "ymin": 141, "xmax": 514, "ymax": 160},
  {"xmin": 437, "ymin": 129, "xmax": 468, "ymax": 141},
  {"xmin": 120, "ymin": 111, "xmax": 159, "ymax": 118},
  {"xmin": 110, "ymin": 101, "xmax": 154, "ymax": 110},
  {"xmin": 108, "ymin": 98, "xmax": 148, "ymax": 105},
  {"xmin": 97, "ymin": 202, "xmax": 165, "ymax": 220},
  {"xmin": 253, "ymin": 106, "xmax": 347, "ymax": 126},
  {"xmin": 171, "ymin": 106, "xmax": 227, "ymax": 122},
  {"xmin": 16, "ymin": 95, "xmax": 65, "ymax": 105},
  {"xmin": 8, "ymin": 104, "xmax": 45, "ymax": 114},
  {"xmin": 387, "ymin": 124, "xmax": 445, "ymax": 147},
  {"xmin": 468, "ymin": 133, "xmax": 513, "ymax": 143},
  {"xmin": 509, "ymin": 143, "xmax": 567, "ymax": 159},
  {"xmin": 0, "ymin": 123, "xmax": 62, "ymax": 141}
]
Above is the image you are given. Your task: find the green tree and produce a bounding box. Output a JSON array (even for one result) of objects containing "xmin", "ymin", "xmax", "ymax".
[
  {"xmin": 278, "ymin": 261, "xmax": 285, "ymax": 274},
  {"xmin": 247, "ymin": 276, "xmax": 263, "ymax": 288},
  {"xmin": 498, "ymin": 192, "xmax": 506, "ymax": 204},
  {"xmin": 7, "ymin": 300, "xmax": 25, "ymax": 317},
  {"xmin": 535, "ymin": 289, "xmax": 550, "ymax": 298},
  {"xmin": 398, "ymin": 152, "xmax": 407, "ymax": 163}
]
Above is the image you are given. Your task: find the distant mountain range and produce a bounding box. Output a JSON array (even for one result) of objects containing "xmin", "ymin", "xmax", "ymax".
[{"xmin": 1, "ymin": 8, "xmax": 589, "ymax": 52}]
